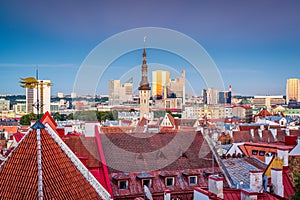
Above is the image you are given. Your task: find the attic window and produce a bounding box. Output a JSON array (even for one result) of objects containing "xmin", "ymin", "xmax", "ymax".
[
  {"xmin": 165, "ymin": 177, "xmax": 174, "ymax": 186},
  {"xmin": 119, "ymin": 180, "xmax": 128, "ymax": 190},
  {"xmin": 252, "ymin": 150, "xmax": 258, "ymax": 155},
  {"xmin": 142, "ymin": 179, "xmax": 151, "ymax": 188},
  {"xmin": 259, "ymin": 151, "xmax": 265, "ymax": 156},
  {"xmin": 189, "ymin": 176, "xmax": 197, "ymax": 185}
]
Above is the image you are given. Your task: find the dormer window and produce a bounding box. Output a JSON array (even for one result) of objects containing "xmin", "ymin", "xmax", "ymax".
[
  {"xmin": 189, "ymin": 176, "xmax": 197, "ymax": 185},
  {"xmin": 142, "ymin": 179, "xmax": 151, "ymax": 188},
  {"xmin": 165, "ymin": 177, "xmax": 174, "ymax": 186},
  {"xmin": 119, "ymin": 180, "xmax": 128, "ymax": 190}
]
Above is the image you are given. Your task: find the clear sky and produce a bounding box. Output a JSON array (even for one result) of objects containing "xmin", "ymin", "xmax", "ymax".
[{"xmin": 1, "ymin": 0, "xmax": 300, "ymax": 96}]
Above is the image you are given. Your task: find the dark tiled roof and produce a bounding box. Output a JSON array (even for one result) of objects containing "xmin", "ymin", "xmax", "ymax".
[
  {"xmin": 0, "ymin": 121, "xmax": 110, "ymax": 199},
  {"xmin": 101, "ymin": 131, "xmax": 214, "ymax": 173}
]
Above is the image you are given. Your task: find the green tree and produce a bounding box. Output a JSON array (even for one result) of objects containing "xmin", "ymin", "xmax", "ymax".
[
  {"xmin": 294, "ymin": 173, "xmax": 300, "ymax": 199},
  {"xmin": 20, "ymin": 113, "xmax": 37, "ymax": 125},
  {"xmin": 53, "ymin": 112, "xmax": 61, "ymax": 121},
  {"xmin": 96, "ymin": 111, "xmax": 114, "ymax": 122},
  {"xmin": 66, "ymin": 113, "xmax": 74, "ymax": 120},
  {"xmin": 74, "ymin": 110, "xmax": 97, "ymax": 121}
]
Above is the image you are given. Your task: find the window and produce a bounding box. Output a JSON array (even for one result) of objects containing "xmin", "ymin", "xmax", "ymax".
[
  {"xmin": 119, "ymin": 180, "xmax": 128, "ymax": 190},
  {"xmin": 165, "ymin": 177, "xmax": 174, "ymax": 186},
  {"xmin": 189, "ymin": 176, "xmax": 197, "ymax": 185},
  {"xmin": 142, "ymin": 179, "xmax": 151, "ymax": 188},
  {"xmin": 259, "ymin": 151, "xmax": 265, "ymax": 156},
  {"xmin": 252, "ymin": 150, "xmax": 258, "ymax": 155}
]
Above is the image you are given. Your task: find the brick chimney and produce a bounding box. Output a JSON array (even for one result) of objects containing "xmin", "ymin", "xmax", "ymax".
[
  {"xmin": 208, "ymin": 175, "xmax": 224, "ymax": 199},
  {"xmin": 249, "ymin": 170, "xmax": 263, "ymax": 193},
  {"xmin": 271, "ymin": 168, "xmax": 284, "ymax": 197}
]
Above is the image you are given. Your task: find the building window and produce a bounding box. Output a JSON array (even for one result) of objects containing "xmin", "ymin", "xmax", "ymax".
[
  {"xmin": 259, "ymin": 151, "xmax": 266, "ymax": 156},
  {"xmin": 142, "ymin": 179, "xmax": 151, "ymax": 188},
  {"xmin": 165, "ymin": 177, "xmax": 174, "ymax": 186},
  {"xmin": 119, "ymin": 180, "xmax": 128, "ymax": 190},
  {"xmin": 189, "ymin": 176, "xmax": 197, "ymax": 185},
  {"xmin": 252, "ymin": 150, "xmax": 258, "ymax": 155}
]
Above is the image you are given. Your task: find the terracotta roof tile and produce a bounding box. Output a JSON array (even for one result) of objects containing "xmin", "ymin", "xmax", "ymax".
[{"xmin": 0, "ymin": 120, "xmax": 111, "ymax": 200}]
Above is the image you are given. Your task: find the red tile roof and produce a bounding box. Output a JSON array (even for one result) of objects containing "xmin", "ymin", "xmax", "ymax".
[
  {"xmin": 0, "ymin": 120, "xmax": 111, "ymax": 199},
  {"xmin": 0, "ymin": 126, "xmax": 18, "ymax": 133},
  {"xmin": 283, "ymin": 171, "xmax": 295, "ymax": 198},
  {"xmin": 98, "ymin": 129, "xmax": 223, "ymax": 198},
  {"xmin": 13, "ymin": 132, "xmax": 25, "ymax": 143}
]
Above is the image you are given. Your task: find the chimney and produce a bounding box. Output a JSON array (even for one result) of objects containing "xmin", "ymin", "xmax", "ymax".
[
  {"xmin": 241, "ymin": 189, "xmax": 258, "ymax": 200},
  {"xmin": 250, "ymin": 129, "xmax": 254, "ymax": 137},
  {"xmin": 271, "ymin": 168, "xmax": 284, "ymax": 197},
  {"xmin": 164, "ymin": 189, "xmax": 171, "ymax": 200},
  {"xmin": 249, "ymin": 170, "xmax": 263, "ymax": 193},
  {"xmin": 277, "ymin": 148, "xmax": 289, "ymax": 168},
  {"xmin": 270, "ymin": 129, "xmax": 277, "ymax": 141},
  {"xmin": 285, "ymin": 128, "xmax": 290, "ymax": 136},
  {"xmin": 208, "ymin": 175, "xmax": 224, "ymax": 199},
  {"xmin": 258, "ymin": 129, "xmax": 262, "ymax": 138}
]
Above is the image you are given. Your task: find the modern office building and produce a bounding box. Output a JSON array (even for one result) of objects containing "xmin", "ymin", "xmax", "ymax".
[
  {"xmin": 286, "ymin": 78, "xmax": 300, "ymax": 104},
  {"xmin": 26, "ymin": 80, "xmax": 51, "ymax": 114},
  {"xmin": 108, "ymin": 80, "xmax": 120, "ymax": 105},
  {"xmin": 167, "ymin": 70, "xmax": 185, "ymax": 104},
  {"xmin": 252, "ymin": 95, "xmax": 285, "ymax": 108},
  {"xmin": 152, "ymin": 70, "xmax": 170, "ymax": 99}
]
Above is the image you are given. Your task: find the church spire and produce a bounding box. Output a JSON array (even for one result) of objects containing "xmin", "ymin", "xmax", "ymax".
[{"xmin": 139, "ymin": 37, "xmax": 151, "ymax": 91}]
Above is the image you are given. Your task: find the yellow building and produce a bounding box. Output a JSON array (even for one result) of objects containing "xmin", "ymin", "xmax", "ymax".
[
  {"xmin": 152, "ymin": 70, "xmax": 170, "ymax": 99},
  {"xmin": 286, "ymin": 78, "xmax": 300, "ymax": 104}
]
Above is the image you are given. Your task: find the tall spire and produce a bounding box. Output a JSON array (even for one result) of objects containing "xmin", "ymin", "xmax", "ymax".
[{"xmin": 139, "ymin": 37, "xmax": 151, "ymax": 91}]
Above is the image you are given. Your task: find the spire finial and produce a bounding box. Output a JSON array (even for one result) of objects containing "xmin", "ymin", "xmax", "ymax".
[{"xmin": 144, "ymin": 36, "xmax": 147, "ymax": 49}]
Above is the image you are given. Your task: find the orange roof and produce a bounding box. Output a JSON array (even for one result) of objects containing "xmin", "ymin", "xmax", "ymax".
[
  {"xmin": 0, "ymin": 126, "xmax": 18, "ymax": 133},
  {"xmin": 0, "ymin": 121, "xmax": 111, "ymax": 199}
]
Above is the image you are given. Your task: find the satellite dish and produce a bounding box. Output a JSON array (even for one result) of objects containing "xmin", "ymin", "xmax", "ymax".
[{"xmin": 144, "ymin": 185, "xmax": 153, "ymax": 200}]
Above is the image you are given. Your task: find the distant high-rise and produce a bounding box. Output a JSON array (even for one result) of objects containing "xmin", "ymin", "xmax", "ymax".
[
  {"xmin": 203, "ymin": 88, "xmax": 219, "ymax": 105},
  {"xmin": 152, "ymin": 70, "xmax": 170, "ymax": 99},
  {"xmin": 108, "ymin": 80, "xmax": 120, "ymax": 105},
  {"xmin": 286, "ymin": 78, "xmax": 300, "ymax": 104},
  {"xmin": 120, "ymin": 82, "xmax": 133, "ymax": 103},
  {"xmin": 26, "ymin": 80, "xmax": 51, "ymax": 114},
  {"xmin": 167, "ymin": 70, "xmax": 185, "ymax": 104}
]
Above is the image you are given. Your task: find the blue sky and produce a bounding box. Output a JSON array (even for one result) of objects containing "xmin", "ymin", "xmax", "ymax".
[{"xmin": 0, "ymin": 0, "xmax": 300, "ymax": 96}]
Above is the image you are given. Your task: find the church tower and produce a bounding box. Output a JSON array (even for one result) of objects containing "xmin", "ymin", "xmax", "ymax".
[{"xmin": 138, "ymin": 43, "xmax": 151, "ymax": 120}]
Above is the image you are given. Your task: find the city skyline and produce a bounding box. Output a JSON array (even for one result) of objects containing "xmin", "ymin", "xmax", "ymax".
[{"xmin": 1, "ymin": 1, "xmax": 300, "ymax": 96}]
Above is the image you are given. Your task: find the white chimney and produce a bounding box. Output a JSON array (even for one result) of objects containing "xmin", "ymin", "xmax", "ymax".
[
  {"xmin": 208, "ymin": 175, "xmax": 224, "ymax": 199},
  {"xmin": 249, "ymin": 170, "xmax": 263, "ymax": 193},
  {"xmin": 271, "ymin": 168, "xmax": 284, "ymax": 197},
  {"xmin": 277, "ymin": 149, "xmax": 289, "ymax": 167},
  {"xmin": 250, "ymin": 129, "xmax": 254, "ymax": 137},
  {"xmin": 164, "ymin": 189, "xmax": 171, "ymax": 200},
  {"xmin": 270, "ymin": 129, "xmax": 277, "ymax": 141},
  {"xmin": 241, "ymin": 189, "xmax": 258, "ymax": 200},
  {"xmin": 258, "ymin": 129, "xmax": 262, "ymax": 138},
  {"xmin": 286, "ymin": 128, "xmax": 290, "ymax": 136}
]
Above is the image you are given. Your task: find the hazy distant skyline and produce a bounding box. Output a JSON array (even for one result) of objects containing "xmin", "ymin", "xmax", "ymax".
[{"xmin": 1, "ymin": 0, "xmax": 300, "ymax": 96}]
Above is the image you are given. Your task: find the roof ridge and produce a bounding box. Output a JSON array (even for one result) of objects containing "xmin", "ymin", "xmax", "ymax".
[
  {"xmin": 44, "ymin": 123, "xmax": 112, "ymax": 200},
  {"xmin": 36, "ymin": 128, "xmax": 43, "ymax": 200}
]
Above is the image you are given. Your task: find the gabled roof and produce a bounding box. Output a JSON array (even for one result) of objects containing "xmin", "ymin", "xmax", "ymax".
[{"xmin": 0, "ymin": 120, "xmax": 111, "ymax": 200}]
